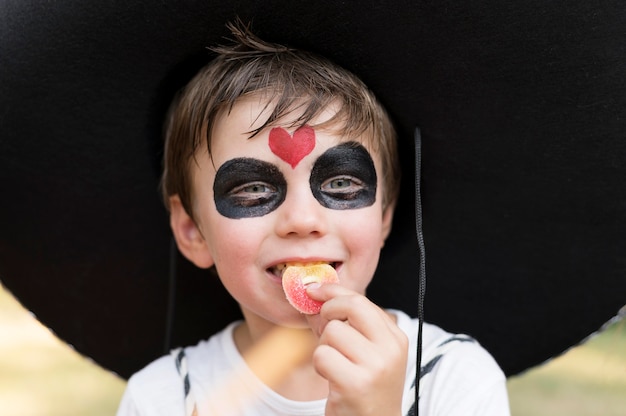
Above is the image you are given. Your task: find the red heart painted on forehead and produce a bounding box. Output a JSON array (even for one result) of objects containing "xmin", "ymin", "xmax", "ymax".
[{"xmin": 268, "ymin": 125, "xmax": 315, "ymax": 168}]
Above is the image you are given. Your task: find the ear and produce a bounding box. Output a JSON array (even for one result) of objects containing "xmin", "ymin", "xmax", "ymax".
[
  {"xmin": 380, "ymin": 203, "xmax": 395, "ymax": 247},
  {"xmin": 169, "ymin": 195, "xmax": 214, "ymax": 269}
]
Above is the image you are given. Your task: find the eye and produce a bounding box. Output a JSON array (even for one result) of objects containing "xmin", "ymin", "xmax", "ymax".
[
  {"xmin": 222, "ymin": 181, "xmax": 278, "ymax": 209},
  {"xmin": 310, "ymin": 142, "xmax": 377, "ymax": 210},
  {"xmin": 230, "ymin": 182, "xmax": 275, "ymax": 198},
  {"xmin": 238, "ymin": 183, "xmax": 273, "ymax": 194},
  {"xmin": 322, "ymin": 176, "xmax": 363, "ymax": 192},
  {"xmin": 213, "ymin": 157, "xmax": 287, "ymax": 218}
]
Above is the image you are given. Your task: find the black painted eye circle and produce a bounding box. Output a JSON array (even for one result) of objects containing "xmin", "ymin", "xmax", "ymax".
[
  {"xmin": 310, "ymin": 142, "xmax": 377, "ymax": 210},
  {"xmin": 213, "ymin": 158, "xmax": 287, "ymax": 219}
]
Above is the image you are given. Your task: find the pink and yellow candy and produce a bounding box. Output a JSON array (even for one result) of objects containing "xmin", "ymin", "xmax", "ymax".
[{"xmin": 282, "ymin": 263, "xmax": 339, "ymax": 314}]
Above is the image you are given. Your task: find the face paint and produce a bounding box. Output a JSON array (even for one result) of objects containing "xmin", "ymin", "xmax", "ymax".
[
  {"xmin": 310, "ymin": 142, "xmax": 377, "ymax": 210},
  {"xmin": 268, "ymin": 125, "xmax": 315, "ymax": 168},
  {"xmin": 213, "ymin": 158, "xmax": 287, "ymax": 219}
]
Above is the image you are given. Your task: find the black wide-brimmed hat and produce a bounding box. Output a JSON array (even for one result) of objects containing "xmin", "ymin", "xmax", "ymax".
[{"xmin": 1, "ymin": 1, "xmax": 625, "ymax": 379}]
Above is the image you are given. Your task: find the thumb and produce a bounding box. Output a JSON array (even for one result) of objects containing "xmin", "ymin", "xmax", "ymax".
[{"xmin": 304, "ymin": 313, "xmax": 323, "ymax": 338}]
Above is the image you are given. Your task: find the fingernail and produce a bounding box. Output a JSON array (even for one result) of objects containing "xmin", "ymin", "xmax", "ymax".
[{"xmin": 306, "ymin": 282, "xmax": 321, "ymax": 290}]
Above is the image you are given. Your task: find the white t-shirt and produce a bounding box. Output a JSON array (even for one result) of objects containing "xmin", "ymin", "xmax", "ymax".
[{"xmin": 117, "ymin": 310, "xmax": 510, "ymax": 415}]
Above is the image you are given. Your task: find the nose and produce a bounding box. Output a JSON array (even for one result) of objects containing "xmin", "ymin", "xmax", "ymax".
[{"xmin": 274, "ymin": 186, "xmax": 328, "ymax": 238}]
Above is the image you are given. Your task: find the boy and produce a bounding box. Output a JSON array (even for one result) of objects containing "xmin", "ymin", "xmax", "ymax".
[{"xmin": 117, "ymin": 22, "xmax": 510, "ymax": 416}]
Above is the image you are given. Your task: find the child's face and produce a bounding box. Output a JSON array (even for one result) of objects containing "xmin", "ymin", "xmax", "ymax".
[{"xmin": 179, "ymin": 95, "xmax": 393, "ymax": 327}]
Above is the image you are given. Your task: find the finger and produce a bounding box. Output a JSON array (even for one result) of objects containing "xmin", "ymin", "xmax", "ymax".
[
  {"xmin": 318, "ymin": 319, "xmax": 377, "ymax": 365},
  {"xmin": 304, "ymin": 283, "xmax": 352, "ymax": 337},
  {"xmin": 312, "ymin": 343, "xmax": 361, "ymax": 388},
  {"xmin": 314, "ymin": 337, "xmax": 400, "ymax": 401},
  {"xmin": 307, "ymin": 284, "xmax": 406, "ymax": 349},
  {"xmin": 305, "ymin": 281, "xmax": 352, "ymax": 301},
  {"xmin": 317, "ymin": 290, "xmax": 399, "ymax": 343},
  {"xmin": 304, "ymin": 313, "xmax": 323, "ymax": 338}
]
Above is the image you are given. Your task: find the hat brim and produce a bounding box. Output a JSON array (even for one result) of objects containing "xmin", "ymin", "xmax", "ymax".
[{"xmin": 1, "ymin": 1, "xmax": 625, "ymax": 379}]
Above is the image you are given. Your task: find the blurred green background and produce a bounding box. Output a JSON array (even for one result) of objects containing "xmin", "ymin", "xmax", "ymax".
[{"xmin": 1, "ymin": 284, "xmax": 624, "ymax": 416}]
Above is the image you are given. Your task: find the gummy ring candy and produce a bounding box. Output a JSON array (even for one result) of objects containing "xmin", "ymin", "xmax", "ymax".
[{"xmin": 282, "ymin": 263, "xmax": 339, "ymax": 314}]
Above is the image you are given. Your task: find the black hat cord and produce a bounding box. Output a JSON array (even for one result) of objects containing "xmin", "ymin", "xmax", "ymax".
[{"xmin": 414, "ymin": 127, "xmax": 427, "ymax": 415}]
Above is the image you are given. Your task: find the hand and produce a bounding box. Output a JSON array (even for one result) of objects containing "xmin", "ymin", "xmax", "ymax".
[{"xmin": 305, "ymin": 284, "xmax": 408, "ymax": 416}]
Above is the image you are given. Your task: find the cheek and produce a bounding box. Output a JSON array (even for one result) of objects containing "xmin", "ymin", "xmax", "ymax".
[
  {"xmin": 352, "ymin": 221, "xmax": 385, "ymax": 254},
  {"xmin": 207, "ymin": 218, "xmax": 263, "ymax": 263},
  {"xmin": 339, "ymin": 208, "xmax": 386, "ymax": 262}
]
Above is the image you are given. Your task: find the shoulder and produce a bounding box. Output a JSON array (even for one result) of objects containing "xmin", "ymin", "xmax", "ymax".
[
  {"xmin": 420, "ymin": 327, "xmax": 505, "ymax": 387},
  {"xmin": 117, "ymin": 322, "xmax": 239, "ymax": 416},
  {"xmin": 392, "ymin": 310, "xmax": 504, "ymax": 379},
  {"xmin": 117, "ymin": 353, "xmax": 185, "ymax": 416},
  {"xmin": 419, "ymin": 333, "xmax": 510, "ymax": 415},
  {"xmin": 390, "ymin": 311, "xmax": 510, "ymax": 415}
]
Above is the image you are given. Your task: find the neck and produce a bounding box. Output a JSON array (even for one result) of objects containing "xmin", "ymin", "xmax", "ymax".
[{"xmin": 233, "ymin": 316, "xmax": 328, "ymax": 401}]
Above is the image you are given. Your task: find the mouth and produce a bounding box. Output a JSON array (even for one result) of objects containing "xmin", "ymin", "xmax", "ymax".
[{"xmin": 268, "ymin": 261, "xmax": 339, "ymax": 279}]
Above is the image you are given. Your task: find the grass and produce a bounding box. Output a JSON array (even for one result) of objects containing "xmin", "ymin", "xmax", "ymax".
[
  {"xmin": 507, "ymin": 316, "xmax": 626, "ymax": 416},
  {"xmin": 0, "ymin": 285, "xmax": 125, "ymax": 416},
  {"xmin": 0, "ymin": 283, "xmax": 624, "ymax": 415}
]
